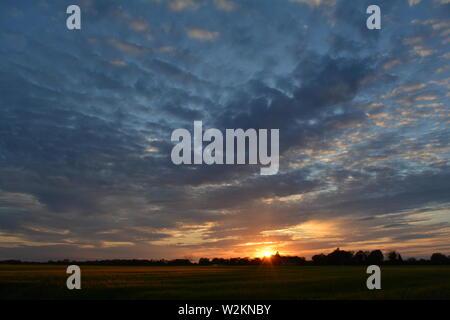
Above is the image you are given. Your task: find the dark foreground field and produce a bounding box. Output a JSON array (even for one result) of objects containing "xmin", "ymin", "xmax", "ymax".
[{"xmin": 0, "ymin": 265, "xmax": 449, "ymax": 300}]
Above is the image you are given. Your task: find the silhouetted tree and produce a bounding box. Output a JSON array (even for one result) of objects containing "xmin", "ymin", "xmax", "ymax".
[
  {"xmin": 419, "ymin": 258, "xmax": 428, "ymax": 265},
  {"xmin": 327, "ymin": 248, "xmax": 354, "ymax": 265},
  {"xmin": 312, "ymin": 254, "xmax": 328, "ymax": 265},
  {"xmin": 269, "ymin": 252, "xmax": 281, "ymax": 265},
  {"xmin": 353, "ymin": 250, "xmax": 368, "ymax": 264},
  {"xmin": 167, "ymin": 259, "xmax": 192, "ymax": 266},
  {"xmin": 387, "ymin": 251, "xmax": 403, "ymax": 265},
  {"xmin": 198, "ymin": 258, "xmax": 211, "ymax": 265},
  {"xmin": 430, "ymin": 253, "xmax": 449, "ymax": 265},
  {"xmin": 283, "ymin": 256, "xmax": 307, "ymax": 265},
  {"xmin": 367, "ymin": 250, "xmax": 384, "ymax": 265}
]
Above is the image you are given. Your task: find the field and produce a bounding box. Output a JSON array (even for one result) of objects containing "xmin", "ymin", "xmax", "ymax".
[{"xmin": 0, "ymin": 265, "xmax": 449, "ymax": 300}]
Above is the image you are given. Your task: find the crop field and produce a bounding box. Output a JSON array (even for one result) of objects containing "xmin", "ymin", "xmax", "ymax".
[{"xmin": 0, "ymin": 265, "xmax": 449, "ymax": 300}]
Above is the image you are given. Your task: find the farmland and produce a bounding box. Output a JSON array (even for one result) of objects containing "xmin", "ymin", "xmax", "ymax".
[{"xmin": 1, "ymin": 265, "xmax": 449, "ymax": 300}]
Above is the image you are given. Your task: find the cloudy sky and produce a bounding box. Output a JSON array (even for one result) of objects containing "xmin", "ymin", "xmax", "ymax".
[{"xmin": 0, "ymin": 0, "xmax": 449, "ymax": 261}]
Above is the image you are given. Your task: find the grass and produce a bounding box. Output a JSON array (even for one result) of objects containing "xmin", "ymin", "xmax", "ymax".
[{"xmin": 0, "ymin": 264, "xmax": 449, "ymax": 300}]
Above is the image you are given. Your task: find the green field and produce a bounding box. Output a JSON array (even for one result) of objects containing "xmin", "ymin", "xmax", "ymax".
[{"xmin": 0, "ymin": 265, "xmax": 449, "ymax": 300}]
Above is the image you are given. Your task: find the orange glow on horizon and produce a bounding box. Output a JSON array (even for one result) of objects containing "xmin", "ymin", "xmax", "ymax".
[{"xmin": 255, "ymin": 248, "xmax": 276, "ymax": 258}]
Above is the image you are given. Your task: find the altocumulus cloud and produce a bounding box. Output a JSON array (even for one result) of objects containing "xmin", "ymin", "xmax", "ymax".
[{"xmin": 0, "ymin": 0, "xmax": 449, "ymax": 260}]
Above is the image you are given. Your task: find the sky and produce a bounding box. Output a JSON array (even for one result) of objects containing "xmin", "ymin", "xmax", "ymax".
[{"xmin": 0, "ymin": 0, "xmax": 449, "ymax": 261}]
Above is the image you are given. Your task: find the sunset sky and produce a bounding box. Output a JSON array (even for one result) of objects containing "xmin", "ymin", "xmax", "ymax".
[{"xmin": 1, "ymin": 0, "xmax": 449, "ymax": 261}]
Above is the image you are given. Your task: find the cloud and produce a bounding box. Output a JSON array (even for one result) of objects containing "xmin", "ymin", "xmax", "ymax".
[
  {"xmin": 413, "ymin": 46, "xmax": 436, "ymax": 57},
  {"xmin": 289, "ymin": 0, "xmax": 335, "ymax": 7},
  {"xmin": 90, "ymin": 38, "xmax": 150, "ymax": 54},
  {"xmin": 110, "ymin": 60, "xmax": 127, "ymax": 67},
  {"xmin": 129, "ymin": 19, "xmax": 150, "ymax": 32},
  {"xmin": 383, "ymin": 83, "xmax": 426, "ymax": 98},
  {"xmin": 214, "ymin": 0, "xmax": 235, "ymax": 11},
  {"xmin": 383, "ymin": 59, "xmax": 402, "ymax": 70},
  {"xmin": 403, "ymin": 37, "xmax": 423, "ymax": 45},
  {"xmin": 187, "ymin": 28, "xmax": 220, "ymax": 41},
  {"xmin": 0, "ymin": 0, "xmax": 449, "ymax": 260},
  {"xmin": 170, "ymin": 0, "xmax": 199, "ymax": 11},
  {"xmin": 408, "ymin": 0, "xmax": 422, "ymax": 6}
]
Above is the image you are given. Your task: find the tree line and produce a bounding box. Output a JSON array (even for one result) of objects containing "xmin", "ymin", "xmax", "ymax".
[
  {"xmin": 1, "ymin": 248, "xmax": 450, "ymax": 266},
  {"xmin": 198, "ymin": 249, "xmax": 450, "ymax": 266}
]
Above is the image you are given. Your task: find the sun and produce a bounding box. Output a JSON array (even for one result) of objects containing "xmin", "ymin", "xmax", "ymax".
[
  {"xmin": 263, "ymin": 250, "xmax": 272, "ymax": 257},
  {"xmin": 256, "ymin": 249, "xmax": 275, "ymax": 258}
]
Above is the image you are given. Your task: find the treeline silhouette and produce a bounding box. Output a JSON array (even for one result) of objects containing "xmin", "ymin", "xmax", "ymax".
[
  {"xmin": 199, "ymin": 250, "xmax": 450, "ymax": 266},
  {"xmin": 1, "ymin": 249, "xmax": 449, "ymax": 266}
]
